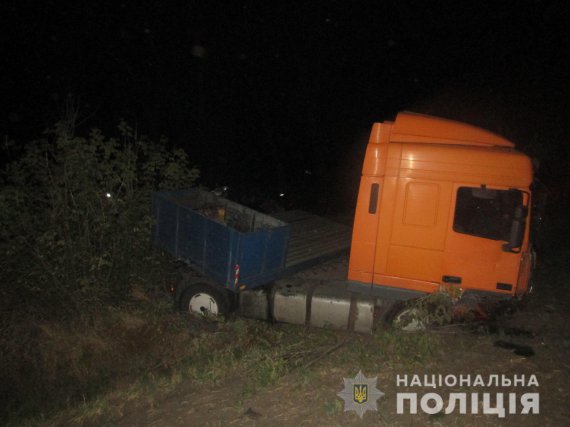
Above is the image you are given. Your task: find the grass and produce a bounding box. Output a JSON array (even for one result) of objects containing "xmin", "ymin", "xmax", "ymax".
[
  {"xmin": 2, "ymin": 288, "xmax": 442, "ymax": 427},
  {"xmin": 324, "ymin": 398, "xmax": 343, "ymax": 416}
]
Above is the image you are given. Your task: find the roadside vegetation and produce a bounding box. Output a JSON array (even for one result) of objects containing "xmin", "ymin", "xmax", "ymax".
[
  {"xmin": 19, "ymin": 314, "xmax": 443, "ymax": 426},
  {"xmin": 0, "ymin": 115, "xmax": 198, "ymax": 424}
]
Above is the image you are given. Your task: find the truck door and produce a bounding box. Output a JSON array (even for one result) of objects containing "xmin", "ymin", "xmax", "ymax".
[
  {"xmin": 442, "ymin": 185, "xmax": 528, "ymax": 294},
  {"xmin": 348, "ymin": 178, "xmax": 383, "ymax": 284}
]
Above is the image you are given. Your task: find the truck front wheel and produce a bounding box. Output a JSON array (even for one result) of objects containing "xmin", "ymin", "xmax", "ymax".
[{"xmin": 180, "ymin": 283, "xmax": 230, "ymax": 317}]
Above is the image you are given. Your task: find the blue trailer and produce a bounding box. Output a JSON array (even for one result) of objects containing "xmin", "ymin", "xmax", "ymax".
[{"xmin": 152, "ymin": 189, "xmax": 351, "ymax": 315}]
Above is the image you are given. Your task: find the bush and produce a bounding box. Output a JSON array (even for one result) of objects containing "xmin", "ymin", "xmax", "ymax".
[
  {"xmin": 0, "ymin": 120, "xmax": 198, "ymax": 421},
  {"xmin": 0, "ymin": 121, "xmax": 198, "ymax": 317}
]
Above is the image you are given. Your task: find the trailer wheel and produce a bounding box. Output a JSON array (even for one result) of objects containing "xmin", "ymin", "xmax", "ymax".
[{"xmin": 180, "ymin": 283, "xmax": 230, "ymax": 317}]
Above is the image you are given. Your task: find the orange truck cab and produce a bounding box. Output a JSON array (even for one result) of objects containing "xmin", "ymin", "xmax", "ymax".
[{"xmin": 349, "ymin": 112, "xmax": 534, "ymax": 300}]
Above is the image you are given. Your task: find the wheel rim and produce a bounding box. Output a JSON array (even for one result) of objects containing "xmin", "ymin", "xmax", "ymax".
[
  {"xmin": 188, "ymin": 292, "xmax": 219, "ymax": 315},
  {"xmin": 393, "ymin": 307, "xmax": 426, "ymax": 332}
]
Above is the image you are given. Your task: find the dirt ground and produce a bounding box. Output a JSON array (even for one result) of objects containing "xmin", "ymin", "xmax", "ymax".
[{"xmin": 89, "ymin": 259, "xmax": 569, "ymax": 426}]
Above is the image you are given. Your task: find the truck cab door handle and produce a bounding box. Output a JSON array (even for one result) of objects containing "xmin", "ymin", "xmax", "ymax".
[
  {"xmin": 369, "ymin": 183, "xmax": 379, "ymax": 214},
  {"xmin": 442, "ymin": 275, "xmax": 462, "ymax": 284}
]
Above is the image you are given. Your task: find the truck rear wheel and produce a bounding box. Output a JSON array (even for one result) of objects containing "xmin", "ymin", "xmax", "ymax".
[{"xmin": 180, "ymin": 283, "xmax": 230, "ymax": 317}]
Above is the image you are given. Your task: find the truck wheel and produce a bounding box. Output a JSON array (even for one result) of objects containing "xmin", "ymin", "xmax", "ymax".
[
  {"xmin": 180, "ymin": 283, "xmax": 230, "ymax": 317},
  {"xmin": 391, "ymin": 306, "xmax": 426, "ymax": 332}
]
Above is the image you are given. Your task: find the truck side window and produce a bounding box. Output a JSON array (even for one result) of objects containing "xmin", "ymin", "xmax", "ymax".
[{"xmin": 453, "ymin": 187, "xmax": 523, "ymax": 241}]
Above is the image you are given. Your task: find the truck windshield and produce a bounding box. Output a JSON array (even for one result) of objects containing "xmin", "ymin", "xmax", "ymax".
[{"xmin": 453, "ymin": 187, "xmax": 524, "ymax": 241}]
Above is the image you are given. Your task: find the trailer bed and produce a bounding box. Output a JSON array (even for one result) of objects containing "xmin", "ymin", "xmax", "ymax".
[
  {"xmin": 152, "ymin": 190, "xmax": 290, "ymax": 290},
  {"xmin": 273, "ymin": 210, "xmax": 352, "ymax": 275}
]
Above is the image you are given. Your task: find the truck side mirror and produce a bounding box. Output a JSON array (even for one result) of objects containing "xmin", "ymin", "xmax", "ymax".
[{"xmin": 502, "ymin": 205, "xmax": 527, "ymax": 253}]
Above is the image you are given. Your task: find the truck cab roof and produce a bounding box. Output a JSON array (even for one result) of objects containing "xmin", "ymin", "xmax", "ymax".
[
  {"xmin": 363, "ymin": 112, "xmax": 532, "ymax": 188},
  {"xmin": 371, "ymin": 111, "xmax": 515, "ymax": 148}
]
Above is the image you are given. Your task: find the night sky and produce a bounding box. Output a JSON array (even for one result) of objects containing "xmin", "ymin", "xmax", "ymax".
[{"xmin": 2, "ymin": 0, "xmax": 569, "ymax": 211}]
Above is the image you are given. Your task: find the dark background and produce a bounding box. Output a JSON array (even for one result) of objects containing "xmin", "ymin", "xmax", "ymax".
[{"xmin": 2, "ymin": 0, "xmax": 569, "ymax": 213}]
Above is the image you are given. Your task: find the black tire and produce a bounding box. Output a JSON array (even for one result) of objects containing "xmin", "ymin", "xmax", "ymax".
[{"xmin": 179, "ymin": 283, "xmax": 230, "ymax": 317}]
